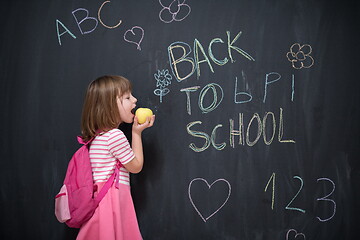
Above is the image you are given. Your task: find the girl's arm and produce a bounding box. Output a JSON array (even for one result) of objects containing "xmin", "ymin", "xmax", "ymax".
[{"xmin": 124, "ymin": 115, "xmax": 155, "ymax": 173}]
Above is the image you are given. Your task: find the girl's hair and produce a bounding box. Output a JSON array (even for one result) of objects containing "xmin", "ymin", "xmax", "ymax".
[{"xmin": 81, "ymin": 75, "xmax": 132, "ymax": 141}]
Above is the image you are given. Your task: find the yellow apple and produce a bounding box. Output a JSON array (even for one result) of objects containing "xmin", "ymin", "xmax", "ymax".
[{"xmin": 135, "ymin": 108, "xmax": 153, "ymax": 124}]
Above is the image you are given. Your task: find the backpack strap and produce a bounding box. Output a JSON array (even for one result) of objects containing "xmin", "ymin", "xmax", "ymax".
[
  {"xmin": 77, "ymin": 136, "xmax": 93, "ymax": 145},
  {"xmin": 76, "ymin": 135, "xmax": 123, "ymax": 204},
  {"xmin": 94, "ymin": 160, "xmax": 123, "ymax": 204}
]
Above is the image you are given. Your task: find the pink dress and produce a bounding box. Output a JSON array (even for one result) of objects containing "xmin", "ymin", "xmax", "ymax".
[{"xmin": 76, "ymin": 129, "xmax": 142, "ymax": 240}]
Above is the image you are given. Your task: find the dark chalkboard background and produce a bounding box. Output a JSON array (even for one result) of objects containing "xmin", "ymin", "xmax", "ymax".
[{"xmin": 1, "ymin": 0, "xmax": 359, "ymax": 239}]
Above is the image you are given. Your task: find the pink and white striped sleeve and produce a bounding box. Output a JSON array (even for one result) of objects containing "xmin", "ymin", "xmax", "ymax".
[{"xmin": 107, "ymin": 129, "xmax": 135, "ymax": 165}]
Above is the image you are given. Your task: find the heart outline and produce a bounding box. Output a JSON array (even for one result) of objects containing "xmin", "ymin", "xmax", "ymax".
[
  {"xmin": 286, "ymin": 229, "xmax": 306, "ymax": 240},
  {"xmin": 188, "ymin": 178, "xmax": 231, "ymax": 222},
  {"xmin": 123, "ymin": 26, "xmax": 144, "ymax": 50}
]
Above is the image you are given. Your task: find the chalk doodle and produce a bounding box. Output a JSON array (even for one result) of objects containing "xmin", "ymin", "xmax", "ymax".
[
  {"xmin": 286, "ymin": 43, "xmax": 314, "ymax": 69},
  {"xmin": 159, "ymin": 0, "xmax": 191, "ymax": 23},
  {"xmin": 124, "ymin": 26, "xmax": 144, "ymax": 50},
  {"xmin": 188, "ymin": 178, "xmax": 231, "ymax": 222},
  {"xmin": 286, "ymin": 229, "xmax": 306, "ymax": 240},
  {"xmin": 154, "ymin": 69, "xmax": 173, "ymax": 103}
]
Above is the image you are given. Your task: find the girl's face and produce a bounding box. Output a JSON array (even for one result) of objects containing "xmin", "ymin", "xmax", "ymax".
[{"xmin": 117, "ymin": 92, "xmax": 137, "ymax": 124}]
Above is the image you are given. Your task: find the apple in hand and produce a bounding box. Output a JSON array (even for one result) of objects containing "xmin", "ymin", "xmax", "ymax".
[{"xmin": 135, "ymin": 108, "xmax": 153, "ymax": 124}]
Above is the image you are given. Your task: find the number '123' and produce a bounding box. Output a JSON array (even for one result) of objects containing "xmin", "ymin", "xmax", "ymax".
[{"xmin": 264, "ymin": 173, "xmax": 336, "ymax": 222}]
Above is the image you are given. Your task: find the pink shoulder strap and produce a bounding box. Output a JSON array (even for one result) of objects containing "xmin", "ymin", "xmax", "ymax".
[
  {"xmin": 76, "ymin": 135, "xmax": 123, "ymax": 203},
  {"xmin": 77, "ymin": 136, "xmax": 93, "ymax": 145},
  {"xmin": 94, "ymin": 160, "xmax": 123, "ymax": 203}
]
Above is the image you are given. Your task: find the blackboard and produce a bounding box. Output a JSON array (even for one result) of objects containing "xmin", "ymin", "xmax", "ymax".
[{"xmin": 0, "ymin": 0, "xmax": 359, "ymax": 239}]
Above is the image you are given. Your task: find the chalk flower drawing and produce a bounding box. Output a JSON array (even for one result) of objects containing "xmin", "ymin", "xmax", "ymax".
[
  {"xmin": 188, "ymin": 178, "xmax": 231, "ymax": 223},
  {"xmin": 154, "ymin": 69, "xmax": 172, "ymax": 103},
  {"xmin": 286, "ymin": 43, "xmax": 314, "ymax": 69},
  {"xmin": 159, "ymin": 0, "xmax": 191, "ymax": 23}
]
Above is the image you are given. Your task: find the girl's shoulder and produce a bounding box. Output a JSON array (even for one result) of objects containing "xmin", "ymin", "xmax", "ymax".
[
  {"xmin": 95, "ymin": 129, "xmax": 126, "ymax": 144},
  {"xmin": 107, "ymin": 128, "xmax": 124, "ymax": 135},
  {"xmin": 99, "ymin": 128, "xmax": 125, "ymax": 138}
]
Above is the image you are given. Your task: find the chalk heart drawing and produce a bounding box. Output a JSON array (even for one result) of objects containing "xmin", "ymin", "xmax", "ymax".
[
  {"xmin": 188, "ymin": 178, "xmax": 231, "ymax": 222},
  {"xmin": 123, "ymin": 26, "xmax": 144, "ymax": 50},
  {"xmin": 286, "ymin": 229, "xmax": 306, "ymax": 240}
]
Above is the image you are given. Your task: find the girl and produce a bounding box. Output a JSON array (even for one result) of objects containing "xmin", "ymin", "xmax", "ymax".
[{"xmin": 76, "ymin": 75, "xmax": 155, "ymax": 240}]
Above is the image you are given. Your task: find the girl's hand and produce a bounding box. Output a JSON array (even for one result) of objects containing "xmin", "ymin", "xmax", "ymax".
[{"xmin": 132, "ymin": 115, "xmax": 155, "ymax": 134}]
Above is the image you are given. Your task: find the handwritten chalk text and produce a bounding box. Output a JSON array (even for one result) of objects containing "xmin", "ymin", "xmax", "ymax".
[
  {"xmin": 264, "ymin": 173, "xmax": 336, "ymax": 222},
  {"xmin": 56, "ymin": 0, "xmax": 144, "ymax": 50},
  {"xmin": 168, "ymin": 31, "xmax": 255, "ymax": 82},
  {"xmin": 186, "ymin": 108, "xmax": 295, "ymax": 152}
]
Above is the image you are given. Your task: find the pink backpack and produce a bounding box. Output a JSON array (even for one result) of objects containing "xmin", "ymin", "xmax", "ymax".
[{"xmin": 55, "ymin": 136, "xmax": 121, "ymax": 228}]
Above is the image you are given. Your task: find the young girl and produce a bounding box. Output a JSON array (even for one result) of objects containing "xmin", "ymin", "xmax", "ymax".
[{"xmin": 76, "ymin": 75, "xmax": 155, "ymax": 240}]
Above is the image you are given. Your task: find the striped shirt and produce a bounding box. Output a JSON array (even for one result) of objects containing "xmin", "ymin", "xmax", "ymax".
[{"xmin": 89, "ymin": 129, "xmax": 134, "ymax": 186}]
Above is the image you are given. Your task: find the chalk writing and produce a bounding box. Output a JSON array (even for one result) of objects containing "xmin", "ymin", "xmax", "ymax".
[
  {"xmin": 234, "ymin": 74, "xmax": 252, "ymax": 104},
  {"xmin": 262, "ymin": 111, "xmax": 276, "ymax": 145},
  {"xmin": 188, "ymin": 178, "xmax": 231, "ymax": 222},
  {"xmin": 56, "ymin": 7, "xmax": 99, "ymax": 45},
  {"xmin": 208, "ymin": 38, "xmax": 228, "ymax": 66},
  {"xmin": 98, "ymin": 1, "xmax": 122, "ymax": 29},
  {"xmin": 181, "ymin": 83, "xmax": 223, "ymax": 115},
  {"xmin": 182, "ymin": 70, "xmax": 296, "ymax": 115},
  {"xmin": 56, "ymin": 19, "xmax": 77, "ymax": 45},
  {"xmin": 229, "ymin": 108, "xmax": 295, "ymax": 148},
  {"xmin": 263, "ymin": 72, "xmax": 295, "ymax": 103},
  {"xmin": 233, "ymin": 72, "xmax": 296, "ymax": 104},
  {"xmin": 124, "ymin": 26, "xmax": 144, "ymax": 50},
  {"xmin": 227, "ymin": 31, "xmax": 255, "ymax": 62},
  {"xmin": 154, "ymin": 69, "xmax": 173, "ymax": 103},
  {"xmin": 56, "ymin": 2, "xmax": 141, "ymax": 49},
  {"xmin": 194, "ymin": 38, "xmax": 215, "ymax": 78},
  {"xmin": 286, "ymin": 43, "xmax": 314, "ymax": 69},
  {"xmin": 168, "ymin": 41, "xmax": 195, "ymax": 81},
  {"xmin": 264, "ymin": 172, "xmax": 276, "ymax": 210},
  {"xmin": 72, "ymin": 8, "xmax": 98, "ymax": 35},
  {"xmin": 285, "ymin": 176, "xmax": 306, "ymax": 213},
  {"xmin": 263, "ymin": 174, "xmax": 336, "ymax": 222},
  {"xmin": 186, "ymin": 121, "xmax": 225, "ymax": 152},
  {"xmin": 159, "ymin": 0, "xmax": 191, "ymax": 23},
  {"xmin": 186, "ymin": 108, "xmax": 294, "ymax": 152},
  {"xmin": 229, "ymin": 113, "xmax": 244, "ymax": 146},
  {"xmin": 286, "ymin": 229, "xmax": 306, "ymax": 240},
  {"xmin": 168, "ymin": 31, "xmax": 255, "ymax": 82},
  {"xmin": 211, "ymin": 125, "xmax": 227, "ymax": 151},
  {"xmin": 316, "ymin": 178, "xmax": 336, "ymax": 222},
  {"xmin": 198, "ymin": 83, "xmax": 224, "ymax": 114},
  {"xmin": 180, "ymin": 86, "xmax": 201, "ymax": 115}
]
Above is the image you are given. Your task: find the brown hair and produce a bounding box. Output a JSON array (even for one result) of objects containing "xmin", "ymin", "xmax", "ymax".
[{"xmin": 81, "ymin": 75, "xmax": 132, "ymax": 141}]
